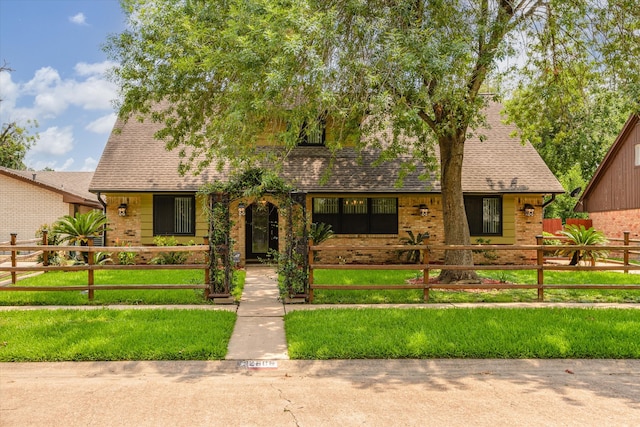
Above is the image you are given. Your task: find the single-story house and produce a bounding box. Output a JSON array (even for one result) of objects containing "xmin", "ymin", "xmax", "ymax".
[
  {"xmin": 0, "ymin": 167, "xmax": 103, "ymax": 242},
  {"xmin": 90, "ymin": 102, "xmax": 564, "ymax": 265},
  {"xmin": 575, "ymin": 113, "xmax": 640, "ymax": 240}
]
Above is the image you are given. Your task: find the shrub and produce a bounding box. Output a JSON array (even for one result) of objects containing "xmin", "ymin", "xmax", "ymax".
[
  {"xmin": 558, "ymin": 225, "xmax": 608, "ymax": 265},
  {"xmin": 398, "ymin": 231, "xmax": 429, "ymax": 263},
  {"xmin": 149, "ymin": 236, "xmax": 192, "ymax": 265}
]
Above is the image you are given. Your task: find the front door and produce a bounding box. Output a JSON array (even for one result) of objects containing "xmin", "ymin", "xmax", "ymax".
[{"xmin": 245, "ymin": 202, "xmax": 278, "ymax": 261}]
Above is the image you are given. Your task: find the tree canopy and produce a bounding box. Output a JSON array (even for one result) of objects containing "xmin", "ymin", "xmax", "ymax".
[{"xmin": 107, "ymin": 0, "xmax": 639, "ymax": 281}]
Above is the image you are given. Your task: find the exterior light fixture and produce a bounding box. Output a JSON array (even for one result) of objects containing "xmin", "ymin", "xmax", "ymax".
[
  {"xmin": 118, "ymin": 203, "xmax": 128, "ymax": 217},
  {"xmin": 419, "ymin": 204, "xmax": 429, "ymax": 217},
  {"xmin": 523, "ymin": 204, "xmax": 535, "ymax": 217},
  {"xmin": 238, "ymin": 202, "xmax": 246, "ymax": 217}
]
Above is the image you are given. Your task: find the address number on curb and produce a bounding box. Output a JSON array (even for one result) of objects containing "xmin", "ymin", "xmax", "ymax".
[{"xmin": 238, "ymin": 360, "xmax": 278, "ymax": 369}]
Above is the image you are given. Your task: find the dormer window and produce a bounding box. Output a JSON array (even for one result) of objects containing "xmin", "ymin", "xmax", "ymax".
[{"xmin": 298, "ymin": 118, "xmax": 326, "ymax": 146}]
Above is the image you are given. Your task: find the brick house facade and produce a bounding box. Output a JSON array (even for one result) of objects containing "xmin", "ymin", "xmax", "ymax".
[
  {"xmin": 91, "ymin": 102, "xmax": 563, "ymax": 265},
  {"xmin": 0, "ymin": 167, "xmax": 102, "ymax": 242}
]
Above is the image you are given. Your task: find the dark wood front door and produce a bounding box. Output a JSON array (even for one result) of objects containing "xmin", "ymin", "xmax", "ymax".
[{"xmin": 245, "ymin": 202, "xmax": 278, "ymax": 260}]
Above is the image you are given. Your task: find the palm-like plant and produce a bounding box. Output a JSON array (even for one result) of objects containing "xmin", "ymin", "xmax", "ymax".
[
  {"xmin": 52, "ymin": 211, "xmax": 109, "ymax": 262},
  {"xmin": 309, "ymin": 222, "xmax": 334, "ymax": 245},
  {"xmin": 53, "ymin": 210, "xmax": 109, "ymax": 245},
  {"xmin": 398, "ymin": 231, "xmax": 429, "ymax": 263},
  {"xmin": 559, "ymin": 225, "xmax": 608, "ymax": 266}
]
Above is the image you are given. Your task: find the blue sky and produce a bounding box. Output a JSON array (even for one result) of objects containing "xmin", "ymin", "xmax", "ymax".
[{"xmin": 0, "ymin": 0, "xmax": 125, "ymax": 171}]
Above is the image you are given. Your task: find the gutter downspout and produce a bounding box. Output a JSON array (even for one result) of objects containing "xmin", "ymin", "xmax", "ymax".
[
  {"xmin": 97, "ymin": 192, "xmax": 108, "ymax": 245},
  {"xmin": 542, "ymin": 194, "xmax": 556, "ymax": 209}
]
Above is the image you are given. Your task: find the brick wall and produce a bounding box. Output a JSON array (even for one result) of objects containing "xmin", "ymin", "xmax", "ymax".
[
  {"xmin": 0, "ymin": 175, "xmax": 71, "ymax": 242},
  {"xmin": 104, "ymin": 192, "xmax": 546, "ymax": 266},
  {"xmin": 589, "ymin": 209, "xmax": 640, "ymax": 241}
]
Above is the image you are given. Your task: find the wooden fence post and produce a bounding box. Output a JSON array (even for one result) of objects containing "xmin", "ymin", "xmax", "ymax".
[
  {"xmin": 10, "ymin": 233, "xmax": 17, "ymax": 284},
  {"xmin": 203, "ymin": 236, "xmax": 211, "ymax": 298},
  {"xmin": 308, "ymin": 239, "xmax": 314, "ymax": 303},
  {"xmin": 87, "ymin": 238, "xmax": 95, "ymax": 301},
  {"xmin": 423, "ymin": 237, "xmax": 430, "ymax": 303},
  {"xmin": 536, "ymin": 235, "xmax": 544, "ymax": 302},
  {"xmin": 42, "ymin": 230, "xmax": 49, "ymax": 267},
  {"xmin": 623, "ymin": 231, "xmax": 630, "ymax": 274}
]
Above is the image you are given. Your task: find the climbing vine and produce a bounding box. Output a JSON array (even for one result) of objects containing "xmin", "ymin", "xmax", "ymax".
[{"xmin": 199, "ymin": 168, "xmax": 309, "ymax": 299}]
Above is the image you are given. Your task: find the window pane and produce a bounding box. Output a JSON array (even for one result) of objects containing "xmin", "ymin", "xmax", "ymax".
[
  {"xmin": 482, "ymin": 197, "xmax": 501, "ymax": 234},
  {"xmin": 371, "ymin": 198, "xmax": 397, "ymax": 214},
  {"xmin": 174, "ymin": 197, "xmax": 193, "ymax": 234},
  {"xmin": 343, "ymin": 198, "xmax": 367, "ymax": 214},
  {"xmin": 313, "ymin": 198, "xmax": 339, "ymax": 214}
]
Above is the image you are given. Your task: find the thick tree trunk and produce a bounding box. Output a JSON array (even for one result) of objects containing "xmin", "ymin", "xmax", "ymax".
[{"xmin": 437, "ymin": 134, "xmax": 479, "ymax": 283}]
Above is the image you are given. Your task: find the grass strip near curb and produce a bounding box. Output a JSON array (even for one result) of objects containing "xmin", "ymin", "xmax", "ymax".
[
  {"xmin": 0, "ymin": 309, "xmax": 236, "ymax": 361},
  {"xmin": 0, "ymin": 270, "xmax": 246, "ymax": 306},
  {"xmin": 311, "ymin": 269, "xmax": 640, "ymax": 303},
  {"xmin": 285, "ymin": 308, "xmax": 640, "ymax": 359}
]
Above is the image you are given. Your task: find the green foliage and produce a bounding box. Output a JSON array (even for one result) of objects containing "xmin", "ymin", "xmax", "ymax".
[
  {"xmin": 398, "ymin": 231, "xmax": 429, "ymax": 263},
  {"xmin": 309, "ymin": 222, "xmax": 333, "ymax": 245},
  {"xmin": 35, "ymin": 224, "xmax": 63, "ymax": 265},
  {"xmin": 52, "ymin": 211, "xmax": 109, "ymax": 264},
  {"xmin": 558, "ymin": 225, "xmax": 609, "ymax": 266},
  {"xmin": 149, "ymin": 236, "xmax": 192, "ymax": 265},
  {"xmin": 0, "ymin": 120, "xmax": 38, "ymax": 170},
  {"xmin": 543, "ymin": 164, "xmax": 589, "ymax": 220},
  {"xmin": 52, "ymin": 210, "xmax": 109, "ymax": 246},
  {"xmin": 114, "ymin": 239, "xmax": 137, "ymax": 265},
  {"xmin": 107, "ymin": 0, "xmax": 639, "ymax": 273},
  {"xmin": 472, "ymin": 238, "xmax": 498, "ymax": 263}
]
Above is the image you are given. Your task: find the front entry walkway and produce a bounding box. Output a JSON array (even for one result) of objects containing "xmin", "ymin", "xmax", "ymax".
[{"xmin": 225, "ymin": 266, "xmax": 289, "ymax": 360}]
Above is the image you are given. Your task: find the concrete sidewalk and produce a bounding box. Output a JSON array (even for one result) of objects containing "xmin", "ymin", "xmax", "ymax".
[{"xmin": 225, "ymin": 266, "xmax": 288, "ymax": 360}]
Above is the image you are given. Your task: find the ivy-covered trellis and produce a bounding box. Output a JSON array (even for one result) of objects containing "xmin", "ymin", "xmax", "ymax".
[{"xmin": 199, "ymin": 168, "xmax": 309, "ymax": 299}]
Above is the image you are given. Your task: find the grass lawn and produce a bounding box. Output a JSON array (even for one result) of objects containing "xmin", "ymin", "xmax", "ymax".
[
  {"xmin": 285, "ymin": 307, "xmax": 640, "ymax": 359},
  {"xmin": 311, "ymin": 269, "xmax": 640, "ymax": 303},
  {"xmin": 0, "ymin": 269, "xmax": 246, "ymax": 306},
  {"xmin": 0, "ymin": 309, "xmax": 237, "ymax": 361}
]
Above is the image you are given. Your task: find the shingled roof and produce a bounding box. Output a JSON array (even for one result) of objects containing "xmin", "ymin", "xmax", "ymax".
[
  {"xmin": 1, "ymin": 167, "xmax": 102, "ymax": 208},
  {"xmin": 90, "ymin": 102, "xmax": 563, "ymax": 194}
]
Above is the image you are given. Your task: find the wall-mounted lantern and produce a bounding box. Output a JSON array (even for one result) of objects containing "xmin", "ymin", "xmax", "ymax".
[
  {"xmin": 419, "ymin": 204, "xmax": 429, "ymax": 217},
  {"xmin": 118, "ymin": 203, "xmax": 128, "ymax": 217},
  {"xmin": 238, "ymin": 202, "xmax": 246, "ymax": 217},
  {"xmin": 523, "ymin": 203, "xmax": 535, "ymax": 217}
]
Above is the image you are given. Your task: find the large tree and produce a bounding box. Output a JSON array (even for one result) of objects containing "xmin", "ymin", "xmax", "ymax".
[{"xmin": 107, "ymin": 0, "xmax": 639, "ymax": 282}]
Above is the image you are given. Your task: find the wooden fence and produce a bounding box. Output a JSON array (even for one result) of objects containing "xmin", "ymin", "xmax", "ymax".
[
  {"xmin": 0, "ymin": 233, "xmax": 216, "ymax": 301},
  {"xmin": 308, "ymin": 233, "xmax": 640, "ymax": 303}
]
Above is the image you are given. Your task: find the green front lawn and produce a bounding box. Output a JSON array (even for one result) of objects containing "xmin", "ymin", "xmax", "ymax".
[
  {"xmin": 0, "ymin": 269, "xmax": 246, "ymax": 305},
  {"xmin": 285, "ymin": 307, "xmax": 640, "ymax": 359},
  {"xmin": 0, "ymin": 309, "xmax": 237, "ymax": 361},
  {"xmin": 311, "ymin": 269, "xmax": 640, "ymax": 303}
]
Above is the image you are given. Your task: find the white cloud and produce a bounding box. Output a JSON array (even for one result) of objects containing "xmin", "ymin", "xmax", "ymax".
[
  {"xmin": 75, "ymin": 61, "xmax": 118, "ymax": 77},
  {"xmin": 1, "ymin": 62, "xmax": 118, "ymax": 122},
  {"xmin": 81, "ymin": 157, "xmax": 99, "ymax": 171},
  {"xmin": 86, "ymin": 113, "xmax": 117, "ymax": 133},
  {"xmin": 58, "ymin": 158, "xmax": 76, "ymax": 171},
  {"xmin": 0, "ymin": 71, "xmax": 19, "ymax": 115},
  {"xmin": 69, "ymin": 13, "xmax": 88, "ymax": 26},
  {"xmin": 31, "ymin": 126, "xmax": 74, "ymax": 155}
]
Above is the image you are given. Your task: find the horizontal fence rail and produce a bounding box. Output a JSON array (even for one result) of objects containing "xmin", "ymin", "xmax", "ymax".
[
  {"xmin": 307, "ymin": 233, "xmax": 640, "ymax": 303},
  {"xmin": 0, "ymin": 234, "xmax": 215, "ymax": 301}
]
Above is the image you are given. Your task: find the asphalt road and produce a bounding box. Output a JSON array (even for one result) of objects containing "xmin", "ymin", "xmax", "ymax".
[{"xmin": 2, "ymin": 359, "xmax": 639, "ymax": 426}]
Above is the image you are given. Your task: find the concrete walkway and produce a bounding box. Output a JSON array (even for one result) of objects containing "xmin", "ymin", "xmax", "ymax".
[{"xmin": 225, "ymin": 266, "xmax": 289, "ymax": 360}]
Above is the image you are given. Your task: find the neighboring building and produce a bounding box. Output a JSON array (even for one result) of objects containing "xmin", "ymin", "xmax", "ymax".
[
  {"xmin": 90, "ymin": 102, "xmax": 564, "ymax": 265},
  {"xmin": 0, "ymin": 167, "xmax": 103, "ymax": 242},
  {"xmin": 575, "ymin": 113, "xmax": 640, "ymax": 240}
]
